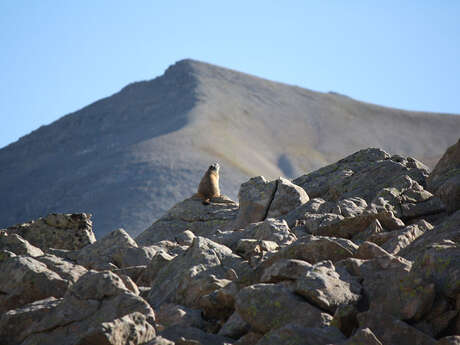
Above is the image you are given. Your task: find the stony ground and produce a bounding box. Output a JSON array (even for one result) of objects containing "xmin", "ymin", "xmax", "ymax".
[{"xmin": 1, "ymin": 139, "xmax": 459, "ymax": 345}]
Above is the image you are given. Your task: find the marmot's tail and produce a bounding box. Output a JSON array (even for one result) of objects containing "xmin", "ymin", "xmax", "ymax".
[{"xmin": 202, "ymin": 199, "xmax": 211, "ymax": 205}]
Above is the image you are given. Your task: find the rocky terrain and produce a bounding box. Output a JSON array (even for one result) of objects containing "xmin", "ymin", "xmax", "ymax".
[
  {"xmin": 1, "ymin": 59, "xmax": 460, "ymax": 238},
  {"xmin": 1, "ymin": 139, "xmax": 459, "ymax": 345}
]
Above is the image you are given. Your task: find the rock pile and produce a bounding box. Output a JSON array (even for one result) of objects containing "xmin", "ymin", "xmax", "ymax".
[{"xmin": 1, "ymin": 144, "xmax": 459, "ymax": 345}]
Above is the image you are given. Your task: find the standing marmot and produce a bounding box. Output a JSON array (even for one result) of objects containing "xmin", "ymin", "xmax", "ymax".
[{"xmin": 197, "ymin": 163, "xmax": 220, "ymax": 205}]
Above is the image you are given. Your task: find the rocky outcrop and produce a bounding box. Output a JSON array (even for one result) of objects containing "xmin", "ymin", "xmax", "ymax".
[
  {"xmin": 428, "ymin": 138, "xmax": 460, "ymax": 214},
  {"xmin": 5, "ymin": 213, "xmax": 95, "ymax": 251},
  {"xmin": 1, "ymin": 146, "xmax": 460, "ymax": 345}
]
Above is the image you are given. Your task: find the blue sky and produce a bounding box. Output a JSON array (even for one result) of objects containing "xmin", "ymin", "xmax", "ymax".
[{"xmin": 1, "ymin": 1, "xmax": 459, "ymax": 149}]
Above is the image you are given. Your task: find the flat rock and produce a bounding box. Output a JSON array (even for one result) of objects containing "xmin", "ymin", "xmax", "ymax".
[{"xmin": 136, "ymin": 196, "xmax": 238, "ymax": 246}]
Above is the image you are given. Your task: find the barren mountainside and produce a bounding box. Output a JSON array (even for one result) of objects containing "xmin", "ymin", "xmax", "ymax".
[{"xmin": 1, "ymin": 59, "xmax": 459, "ymax": 237}]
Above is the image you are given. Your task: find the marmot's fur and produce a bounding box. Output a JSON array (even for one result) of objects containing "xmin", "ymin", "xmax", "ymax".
[{"xmin": 197, "ymin": 163, "xmax": 220, "ymax": 205}]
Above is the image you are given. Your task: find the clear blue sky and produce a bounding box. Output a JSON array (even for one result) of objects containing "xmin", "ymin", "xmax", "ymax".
[{"xmin": 1, "ymin": 1, "xmax": 459, "ymax": 149}]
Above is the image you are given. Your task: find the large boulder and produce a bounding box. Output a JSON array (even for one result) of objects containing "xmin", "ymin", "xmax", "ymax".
[
  {"xmin": 266, "ymin": 177, "xmax": 310, "ymax": 218},
  {"xmin": 6, "ymin": 213, "xmax": 95, "ymax": 251},
  {"xmin": 293, "ymin": 148, "xmax": 429, "ymax": 202},
  {"xmin": 0, "ymin": 256, "xmax": 69, "ymax": 313},
  {"xmin": 428, "ymin": 138, "xmax": 460, "ymax": 214},
  {"xmin": 235, "ymin": 283, "xmax": 332, "ymax": 334},
  {"xmin": 232, "ymin": 176, "xmax": 277, "ymax": 229},
  {"xmin": 14, "ymin": 270, "xmax": 155, "ymax": 345},
  {"xmin": 76, "ymin": 228, "xmax": 155, "ymax": 269},
  {"xmin": 136, "ymin": 196, "xmax": 238, "ymax": 246},
  {"xmin": 146, "ymin": 236, "xmax": 250, "ymax": 308}
]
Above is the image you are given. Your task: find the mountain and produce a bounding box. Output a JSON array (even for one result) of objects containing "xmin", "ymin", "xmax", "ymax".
[{"xmin": 1, "ymin": 59, "xmax": 459, "ymax": 237}]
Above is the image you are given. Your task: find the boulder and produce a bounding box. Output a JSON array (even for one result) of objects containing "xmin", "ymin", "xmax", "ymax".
[
  {"xmin": 156, "ymin": 303, "xmax": 209, "ymax": 331},
  {"xmin": 399, "ymin": 210, "xmax": 460, "ymax": 261},
  {"xmin": 36, "ymin": 254, "xmax": 87, "ymax": 283},
  {"xmin": 18, "ymin": 270, "xmax": 155, "ymax": 345},
  {"xmin": 380, "ymin": 220, "xmax": 434, "ymax": 255},
  {"xmin": 0, "ymin": 256, "xmax": 69, "ymax": 313},
  {"xmin": 294, "ymin": 261, "xmax": 361, "ymax": 313},
  {"xmin": 334, "ymin": 328, "xmax": 383, "ymax": 345},
  {"xmin": 0, "ymin": 297, "xmax": 61, "ymax": 345},
  {"xmin": 6, "ymin": 213, "xmax": 95, "ymax": 251},
  {"xmin": 76, "ymin": 228, "xmax": 154, "ymax": 269},
  {"xmin": 146, "ymin": 236, "xmax": 250, "ymax": 308},
  {"xmin": 235, "ymin": 283, "xmax": 332, "ymax": 334},
  {"xmin": 260, "ymin": 259, "xmax": 312, "ymax": 283},
  {"xmin": 255, "ymin": 324, "xmax": 345, "ymax": 345},
  {"xmin": 136, "ymin": 196, "xmax": 238, "ymax": 246},
  {"xmin": 293, "ymin": 148, "xmax": 429, "ymax": 203},
  {"xmin": 428, "ymin": 138, "xmax": 460, "ymax": 214},
  {"xmin": 160, "ymin": 325, "xmax": 234, "ymax": 345},
  {"xmin": 217, "ymin": 311, "xmax": 250, "ymax": 339},
  {"xmin": 232, "ymin": 176, "xmax": 277, "ymax": 229},
  {"xmin": 76, "ymin": 312, "xmax": 156, "ymax": 345},
  {"xmin": 0, "ymin": 232, "xmax": 44, "ymax": 257},
  {"xmin": 266, "ymin": 177, "xmax": 309, "ymax": 218},
  {"xmin": 357, "ymin": 311, "xmax": 437, "ymax": 345}
]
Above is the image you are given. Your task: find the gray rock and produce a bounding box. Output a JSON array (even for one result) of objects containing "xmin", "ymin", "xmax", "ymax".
[
  {"xmin": 6, "ymin": 213, "xmax": 95, "ymax": 251},
  {"xmin": 147, "ymin": 236, "xmax": 249, "ymax": 308},
  {"xmin": 260, "ymin": 259, "xmax": 312, "ymax": 283},
  {"xmin": 175, "ymin": 230, "xmax": 196, "ymax": 246},
  {"xmin": 0, "ymin": 256, "xmax": 69, "ymax": 313},
  {"xmin": 0, "ymin": 297, "xmax": 61, "ymax": 345},
  {"xmin": 0, "ymin": 232, "xmax": 44, "ymax": 257},
  {"xmin": 294, "ymin": 260, "xmax": 361, "ymax": 313},
  {"xmin": 380, "ymin": 220, "xmax": 433, "ymax": 255},
  {"xmin": 293, "ymin": 148, "xmax": 429, "ymax": 203},
  {"xmin": 136, "ymin": 196, "xmax": 239, "ymax": 246},
  {"xmin": 76, "ymin": 228, "xmax": 144, "ymax": 269},
  {"xmin": 36, "ymin": 254, "xmax": 87, "ymax": 283},
  {"xmin": 232, "ymin": 176, "xmax": 277, "ymax": 229},
  {"xmin": 235, "ymin": 283, "xmax": 332, "ymax": 334},
  {"xmin": 160, "ymin": 325, "xmax": 234, "ymax": 345},
  {"xmin": 335, "ymin": 328, "xmax": 383, "ymax": 345},
  {"xmin": 399, "ymin": 210, "xmax": 460, "ymax": 261},
  {"xmin": 19, "ymin": 270, "xmax": 155, "ymax": 345},
  {"xmin": 156, "ymin": 303, "xmax": 209, "ymax": 331},
  {"xmin": 255, "ymin": 324, "xmax": 345, "ymax": 345},
  {"xmin": 357, "ymin": 311, "xmax": 437, "ymax": 345},
  {"xmin": 266, "ymin": 177, "xmax": 309, "ymax": 218},
  {"xmin": 76, "ymin": 312, "xmax": 156, "ymax": 345},
  {"xmin": 217, "ymin": 311, "xmax": 250, "ymax": 339},
  {"xmin": 137, "ymin": 251, "xmax": 175, "ymax": 286},
  {"xmin": 428, "ymin": 138, "xmax": 460, "ymax": 214}
]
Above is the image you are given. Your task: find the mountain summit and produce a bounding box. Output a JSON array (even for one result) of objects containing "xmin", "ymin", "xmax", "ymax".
[{"xmin": 1, "ymin": 59, "xmax": 459, "ymax": 237}]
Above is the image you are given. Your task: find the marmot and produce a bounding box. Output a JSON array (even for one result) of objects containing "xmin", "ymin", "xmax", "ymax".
[{"xmin": 197, "ymin": 163, "xmax": 220, "ymax": 205}]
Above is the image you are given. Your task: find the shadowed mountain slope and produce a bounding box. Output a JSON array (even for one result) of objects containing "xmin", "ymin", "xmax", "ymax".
[{"xmin": 1, "ymin": 59, "xmax": 459, "ymax": 237}]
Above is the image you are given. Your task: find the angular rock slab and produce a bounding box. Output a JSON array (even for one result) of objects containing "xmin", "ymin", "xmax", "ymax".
[
  {"xmin": 147, "ymin": 236, "xmax": 249, "ymax": 308},
  {"xmin": 0, "ymin": 256, "xmax": 69, "ymax": 313},
  {"xmin": 232, "ymin": 176, "xmax": 277, "ymax": 229},
  {"xmin": 0, "ymin": 232, "xmax": 44, "ymax": 257},
  {"xmin": 294, "ymin": 260, "xmax": 361, "ymax": 313},
  {"xmin": 266, "ymin": 177, "xmax": 309, "ymax": 218},
  {"xmin": 235, "ymin": 283, "xmax": 332, "ymax": 334}
]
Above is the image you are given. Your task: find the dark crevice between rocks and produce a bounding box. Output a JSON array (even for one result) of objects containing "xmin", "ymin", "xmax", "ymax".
[{"xmin": 262, "ymin": 179, "xmax": 279, "ymax": 221}]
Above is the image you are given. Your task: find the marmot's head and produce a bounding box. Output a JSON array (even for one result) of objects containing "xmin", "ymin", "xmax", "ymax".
[{"xmin": 208, "ymin": 162, "xmax": 220, "ymax": 173}]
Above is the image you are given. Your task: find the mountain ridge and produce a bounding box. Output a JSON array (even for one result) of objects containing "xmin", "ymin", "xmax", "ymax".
[{"xmin": 1, "ymin": 59, "xmax": 459, "ymax": 237}]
